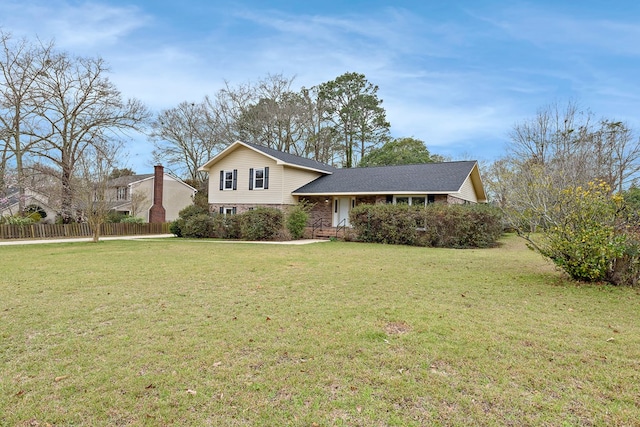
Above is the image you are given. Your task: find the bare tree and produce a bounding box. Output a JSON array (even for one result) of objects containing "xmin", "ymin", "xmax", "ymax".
[
  {"xmin": 202, "ymin": 79, "xmax": 255, "ymax": 145},
  {"xmin": 0, "ymin": 31, "xmax": 54, "ymax": 212},
  {"xmin": 150, "ymin": 100, "xmax": 220, "ymax": 185},
  {"xmin": 29, "ymin": 52, "xmax": 149, "ymax": 223},
  {"xmin": 493, "ymin": 100, "xmax": 640, "ymax": 233},
  {"xmin": 507, "ymin": 101, "xmax": 640, "ymax": 194},
  {"xmin": 591, "ymin": 120, "xmax": 640, "ymax": 193},
  {"xmin": 75, "ymin": 141, "xmax": 121, "ymax": 242},
  {"xmin": 235, "ymin": 74, "xmax": 309, "ymax": 154}
]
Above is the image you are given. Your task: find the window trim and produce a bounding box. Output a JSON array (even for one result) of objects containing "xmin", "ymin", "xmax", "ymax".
[
  {"xmin": 249, "ymin": 167, "xmax": 269, "ymax": 190},
  {"xmin": 116, "ymin": 186, "xmax": 129, "ymax": 201},
  {"xmin": 219, "ymin": 206, "xmax": 237, "ymax": 216},
  {"xmin": 220, "ymin": 169, "xmax": 237, "ymax": 191},
  {"xmin": 392, "ymin": 195, "xmax": 430, "ymax": 206}
]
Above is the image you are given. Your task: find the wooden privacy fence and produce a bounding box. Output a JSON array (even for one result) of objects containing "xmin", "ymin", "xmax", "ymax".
[{"xmin": 0, "ymin": 222, "xmax": 171, "ymax": 239}]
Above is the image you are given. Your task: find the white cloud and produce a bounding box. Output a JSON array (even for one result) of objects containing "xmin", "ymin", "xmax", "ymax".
[
  {"xmin": 0, "ymin": 1, "xmax": 151, "ymax": 53},
  {"xmin": 474, "ymin": 4, "xmax": 640, "ymax": 56}
]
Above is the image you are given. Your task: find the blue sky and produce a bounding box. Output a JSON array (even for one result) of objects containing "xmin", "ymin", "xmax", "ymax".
[{"xmin": 2, "ymin": 0, "xmax": 640, "ymax": 172}]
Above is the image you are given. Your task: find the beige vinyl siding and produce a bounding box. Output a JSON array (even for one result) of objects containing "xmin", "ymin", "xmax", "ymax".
[
  {"xmin": 131, "ymin": 177, "xmax": 196, "ymax": 222},
  {"xmin": 133, "ymin": 179, "xmax": 154, "ymax": 221},
  {"xmin": 161, "ymin": 177, "xmax": 196, "ymax": 221},
  {"xmin": 457, "ymin": 176, "xmax": 478, "ymax": 203},
  {"xmin": 280, "ymin": 166, "xmax": 323, "ymax": 204},
  {"xmin": 208, "ymin": 146, "xmax": 323, "ymax": 205}
]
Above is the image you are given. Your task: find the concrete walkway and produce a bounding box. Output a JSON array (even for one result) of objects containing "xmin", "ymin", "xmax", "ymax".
[{"xmin": 0, "ymin": 234, "xmax": 330, "ymax": 246}]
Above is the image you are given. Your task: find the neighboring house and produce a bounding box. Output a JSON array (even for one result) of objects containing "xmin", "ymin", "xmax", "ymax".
[
  {"xmin": 198, "ymin": 141, "xmax": 487, "ymax": 228},
  {"xmin": 107, "ymin": 165, "xmax": 197, "ymax": 222},
  {"xmin": 0, "ymin": 187, "xmax": 58, "ymax": 223}
]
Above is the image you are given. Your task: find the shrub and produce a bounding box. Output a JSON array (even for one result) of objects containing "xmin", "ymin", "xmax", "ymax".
[
  {"xmin": 178, "ymin": 204, "xmax": 209, "ymax": 220},
  {"xmin": 2, "ymin": 215, "xmax": 36, "ymax": 225},
  {"xmin": 286, "ymin": 201, "xmax": 312, "ymax": 240},
  {"xmin": 171, "ymin": 203, "xmax": 211, "ymax": 237},
  {"xmin": 120, "ymin": 215, "xmax": 144, "ymax": 224},
  {"xmin": 169, "ymin": 218, "xmax": 185, "ymax": 237},
  {"xmin": 239, "ymin": 207, "xmax": 283, "ymax": 240},
  {"xmin": 26, "ymin": 211, "xmax": 42, "ymax": 223},
  {"xmin": 419, "ymin": 204, "xmax": 503, "ymax": 248},
  {"xmin": 25, "ymin": 204, "xmax": 46, "ymax": 220},
  {"xmin": 350, "ymin": 203, "xmax": 503, "ymax": 248},
  {"xmin": 182, "ymin": 214, "xmax": 215, "ymax": 238},
  {"xmin": 106, "ymin": 211, "xmax": 127, "ymax": 223},
  {"xmin": 211, "ymin": 214, "xmax": 241, "ymax": 239},
  {"xmin": 532, "ymin": 181, "xmax": 635, "ymax": 284},
  {"xmin": 350, "ymin": 203, "xmax": 422, "ymax": 245}
]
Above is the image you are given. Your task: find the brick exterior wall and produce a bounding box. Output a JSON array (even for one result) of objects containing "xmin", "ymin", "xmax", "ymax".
[
  {"xmin": 446, "ymin": 195, "xmax": 467, "ymax": 204},
  {"xmin": 300, "ymin": 196, "xmax": 332, "ymax": 227},
  {"xmin": 208, "ymin": 203, "xmax": 290, "ymax": 215}
]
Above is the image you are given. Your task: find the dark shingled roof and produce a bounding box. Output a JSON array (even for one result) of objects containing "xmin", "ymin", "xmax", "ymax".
[
  {"xmin": 240, "ymin": 141, "xmax": 336, "ymax": 173},
  {"xmin": 292, "ymin": 161, "xmax": 477, "ymax": 194}
]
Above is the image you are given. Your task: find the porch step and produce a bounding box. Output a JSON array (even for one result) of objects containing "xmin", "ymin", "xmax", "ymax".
[{"xmin": 305, "ymin": 227, "xmax": 346, "ymax": 239}]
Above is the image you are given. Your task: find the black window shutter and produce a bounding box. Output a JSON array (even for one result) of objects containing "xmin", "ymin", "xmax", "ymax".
[
  {"xmin": 219, "ymin": 171, "xmax": 224, "ymax": 191},
  {"xmin": 249, "ymin": 168, "xmax": 254, "ymax": 190},
  {"xmin": 232, "ymin": 207, "xmax": 237, "ymax": 214},
  {"xmin": 264, "ymin": 167, "xmax": 269, "ymax": 189},
  {"xmin": 386, "ymin": 195, "xmax": 393, "ymax": 204},
  {"xmin": 232, "ymin": 169, "xmax": 237, "ymax": 190},
  {"xmin": 219, "ymin": 207, "xmax": 223, "ymax": 214}
]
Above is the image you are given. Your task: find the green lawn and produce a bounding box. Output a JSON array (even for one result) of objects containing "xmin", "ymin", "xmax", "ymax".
[{"xmin": 1, "ymin": 236, "xmax": 639, "ymax": 426}]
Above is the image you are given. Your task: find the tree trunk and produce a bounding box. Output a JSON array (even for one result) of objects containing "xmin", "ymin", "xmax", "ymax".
[{"xmin": 60, "ymin": 164, "xmax": 74, "ymax": 224}]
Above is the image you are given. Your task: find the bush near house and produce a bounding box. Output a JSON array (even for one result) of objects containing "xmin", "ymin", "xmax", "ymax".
[
  {"xmin": 169, "ymin": 204, "xmax": 210, "ymax": 237},
  {"xmin": 239, "ymin": 207, "xmax": 284, "ymax": 241},
  {"xmin": 171, "ymin": 205, "xmax": 284, "ymax": 240},
  {"xmin": 286, "ymin": 201, "xmax": 312, "ymax": 240},
  {"xmin": 350, "ymin": 203, "xmax": 503, "ymax": 248},
  {"xmin": 212, "ymin": 214, "xmax": 242, "ymax": 239},
  {"xmin": 350, "ymin": 203, "xmax": 420, "ymax": 245},
  {"xmin": 182, "ymin": 213, "xmax": 215, "ymax": 238}
]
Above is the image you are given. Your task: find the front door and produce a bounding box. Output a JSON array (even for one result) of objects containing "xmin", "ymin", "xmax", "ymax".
[{"xmin": 333, "ymin": 197, "xmax": 352, "ymax": 227}]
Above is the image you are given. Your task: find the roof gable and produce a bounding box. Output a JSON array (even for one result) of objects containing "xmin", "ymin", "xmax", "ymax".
[{"xmin": 199, "ymin": 141, "xmax": 336, "ymax": 174}]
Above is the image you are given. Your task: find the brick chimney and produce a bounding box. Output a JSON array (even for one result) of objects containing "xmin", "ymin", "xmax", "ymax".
[{"xmin": 149, "ymin": 165, "xmax": 166, "ymax": 223}]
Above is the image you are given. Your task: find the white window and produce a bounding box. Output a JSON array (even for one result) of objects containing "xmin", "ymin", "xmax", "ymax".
[
  {"xmin": 249, "ymin": 167, "xmax": 269, "ymax": 190},
  {"xmin": 393, "ymin": 196, "xmax": 428, "ymax": 206},
  {"xmin": 116, "ymin": 187, "xmax": 129, "ymax": 201},
  {"xmin": 224, "ymin": 171, "xmax": 234, "ymax": 190},
  {"xmin": 220, "ymin": 170, "xmax": 237, "ymax": 191},
  {"xmin": 254, "ymin": 168, "xmax": 264, "ymax": 189},
  {"xmin": 219, "ymin": 206, "xmax": 237, "ymax": 216}
]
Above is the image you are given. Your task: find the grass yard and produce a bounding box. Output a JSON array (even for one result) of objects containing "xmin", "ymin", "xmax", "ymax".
[{"xmin": 1, "ymin": 235, "xmax": 639, "ymax": 426}]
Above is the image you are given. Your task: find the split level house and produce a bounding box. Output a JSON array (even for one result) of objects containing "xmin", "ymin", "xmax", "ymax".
[
  {"xmin": 198, "ymin": 141, "xmax": 487, "ymax": 230},
  {"xmin": 107, "ymin": 165, "xmax": 197, "ymax": 223}
]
